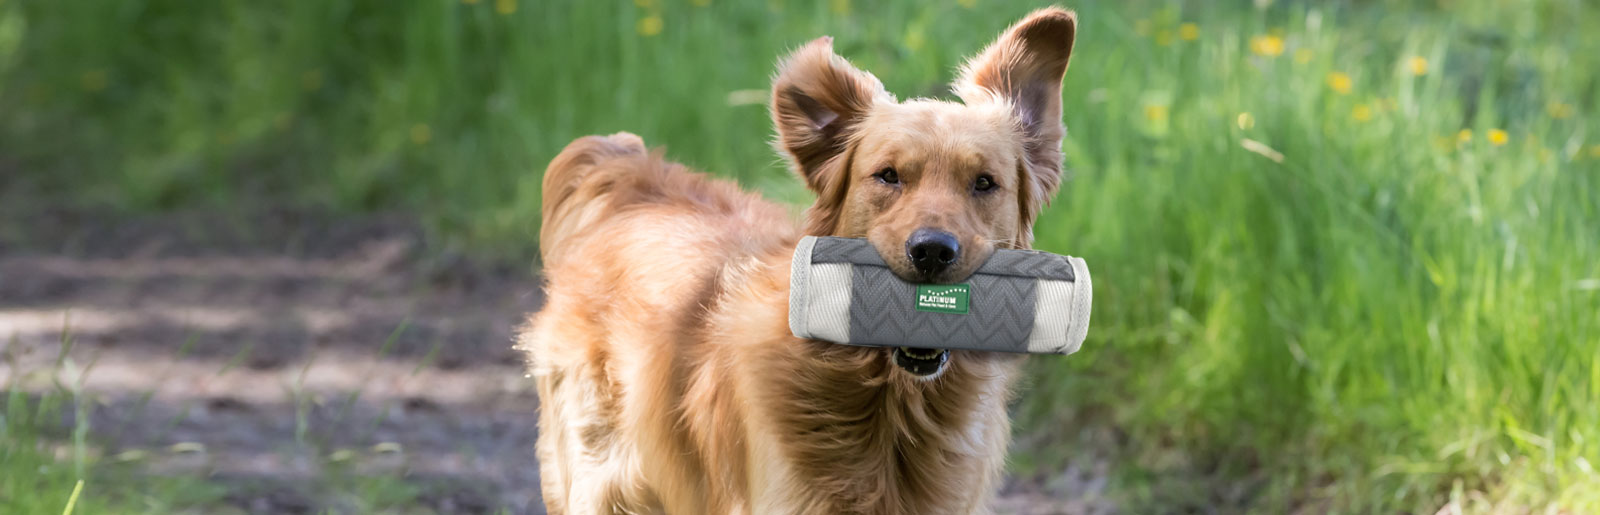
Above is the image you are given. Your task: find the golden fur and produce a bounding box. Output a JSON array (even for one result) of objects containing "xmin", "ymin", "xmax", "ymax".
[{"xmin": 520, "ymin": 8, "xmax": 1077, "ymax": 514}]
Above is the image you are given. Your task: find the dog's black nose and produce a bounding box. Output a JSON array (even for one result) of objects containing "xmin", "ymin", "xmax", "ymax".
[{"xmin": 905, "ymin": 228, "xmax": 960, "ymax": 277}]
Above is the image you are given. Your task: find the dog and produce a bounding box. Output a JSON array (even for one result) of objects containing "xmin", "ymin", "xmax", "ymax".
[{"xmin": 520, "ymin": 7, "xmax": 1076, "ymax": 513}]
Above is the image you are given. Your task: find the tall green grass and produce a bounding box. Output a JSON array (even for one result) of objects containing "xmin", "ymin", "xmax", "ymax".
[
  {"xmin": 1021, "ymin": 3, "xmax": 1600, "ymax": 510},
  {"xmin": 3, "ymin": 0, "xmax": 1597, "ymax": 511},
  {"xmin": 2, "ymin": 328, "xmax": 230, "ymax": 513},
  {"xmin": 2, "ymin": 390, "xmax": 104, "ymax": 514}
]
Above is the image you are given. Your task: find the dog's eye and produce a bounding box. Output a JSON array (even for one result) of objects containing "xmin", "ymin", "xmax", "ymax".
[
  {"xmin": 874, "ymin": 168, "xmax": 900, "ymax": 185},
  {"xmin": 974, "ymin": 174, "xmax": 997, "ymax": 193}
]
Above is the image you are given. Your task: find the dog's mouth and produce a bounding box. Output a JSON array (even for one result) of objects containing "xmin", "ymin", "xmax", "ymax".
[{"xmin": 892, "ymin": 347, "xmax": 949, "ymax": 377}]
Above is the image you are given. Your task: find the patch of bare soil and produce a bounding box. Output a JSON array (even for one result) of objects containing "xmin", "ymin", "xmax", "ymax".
[
  {"xmin": 1, "ymin": 210, "xmax": 546, "ymax": 513},
  {"xmin": 0, "ymin": 209, "xmax": 1112, "ymax": 514}
]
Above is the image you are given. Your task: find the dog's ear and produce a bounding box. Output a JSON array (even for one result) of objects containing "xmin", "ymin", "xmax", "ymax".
[
  {"xmin": 771, "ymin": 37, "xmax": 890, "ymax": 193},
  {"xmin": 954, "ymin": 8, "xmax": 1076, "ymax": 226}
]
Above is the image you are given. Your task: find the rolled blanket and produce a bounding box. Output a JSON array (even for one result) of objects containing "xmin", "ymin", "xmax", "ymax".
[{"xmin": 787, "ymin": 236, "xmax": 1092, "ymax": 355}]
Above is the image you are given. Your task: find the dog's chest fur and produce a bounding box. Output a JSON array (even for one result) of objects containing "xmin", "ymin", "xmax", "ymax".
[{"xmin": 705, "ymin": 265, "xmax": 1022, "ymax": 514}]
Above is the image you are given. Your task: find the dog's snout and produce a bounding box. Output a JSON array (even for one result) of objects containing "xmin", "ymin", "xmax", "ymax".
[{"xmin": 905, "ymin": 228, "xmax": 960, "ymax": 277}]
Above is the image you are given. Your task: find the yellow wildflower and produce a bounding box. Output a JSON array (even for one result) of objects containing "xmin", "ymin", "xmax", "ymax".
[
  {"xmin": 903, "ymin": 25, "xmax": 925, "ymax": 51},
  {"xmin": 495, "ymin": 0, "xmax": 515, "ymax": 14},
  {"xmin": 1407, "ymin": 56, "xmax": 1428, "ymax": 76},
  {"xmin": 1294, "ymin": 48, "xmax": 1314, "ymax": 64},
  {"xmin": 1546, "ymin": 102, "xmax": 1575, "ymax": 119},
  {"xmin": 637, "ymin": 14, "xmax": 663, "ymax": 36},
  {"xmin": 1351, "ymin": 104, "xmax": 1373, "ymax": 122},
  {"xmin": 1457, "ymin": 129, "xmax": 1473, "ymax": 144},
  {"xmin": 830, "ymin": 0, "xmax": 849, "ymax": 15},
  {"xmin": 1237, "ymin": 112, "xmax": 1255, "ymax": 130},
  {"xmin": 1250, "ymin": 35, "xmax": 1284, "ymax": 57},
  {"xmin": 1179, "ymin": 23, "xmax": 1199, "ymax": 41},
  {"xmin": 410, "ymin": 124, "xmax": 431, "ymax": 145},
  {"xmin": 957, "ymin": 0, "xmax": 975, "ymax": 8},
  {"xmin": 1589, "ymin": 145, "xmax": 1600, "ymax": 158},
  {"xmin": 1326, "ymin": 72, "xmax": 1352, "ymax": 94},
  {"xmin": 1144, "ymin": 104, "xmax": 1169, "ymax": 122},
  {"xmin": 80, "ymin": 70, "xmax": 107, "ymax": 92},
  {"xmin": 1487, "ymin": 129, "xmax": 1508, "ymax": 146},
  {"xmin": 1155, "ymin": 30, "xmax": 1174, "ymax": 46}
]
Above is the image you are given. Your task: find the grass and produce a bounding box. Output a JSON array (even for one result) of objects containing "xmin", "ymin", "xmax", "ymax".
[
  {"xmin": 2, "ymin": 0, "xmax": 1598, "ymax": 511},
  {"xmin": 2, "ymin": 387, "xmax": 428, "ymax": 513},
  {"xmin": 1, "ymin": 323, "xmax": 448, "ymax": 514},
  {"xmin": 2, "ymin": 389, "xmax": 107, "ymax": 514},
  {"xmin": 2, "ymin": 371, "xmax": 231, "ymax": 513}
]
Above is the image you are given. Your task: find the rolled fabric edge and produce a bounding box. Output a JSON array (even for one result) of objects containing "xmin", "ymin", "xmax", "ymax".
[
  {"xmin": 1060, "ymin": 256, "xmax": 1093, "ymax": 355},
  {"xmin": 805, "ymin": 263, "xmax": 854, "ymax": 343},
  {"xmin": 1026, "ymin": 279, "xmax": 1071, "ymax": 353},
  {"xmin": 788, "ymin": 235, "xmax": 817, "ymax": 340}
]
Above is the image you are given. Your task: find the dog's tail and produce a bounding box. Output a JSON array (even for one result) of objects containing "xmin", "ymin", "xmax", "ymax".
[{"xmin": 539, "ymin": 132, "xmax": 649, "ymax": 264}]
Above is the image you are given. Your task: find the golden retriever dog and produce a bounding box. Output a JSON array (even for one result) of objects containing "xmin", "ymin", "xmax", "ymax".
[{"xmin": 520, "ymin": 7, "xmax": 1077, "ymax": 514}]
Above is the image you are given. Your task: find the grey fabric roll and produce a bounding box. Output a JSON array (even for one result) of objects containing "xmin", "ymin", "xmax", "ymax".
[{"xmin": 788, "ymin": 236, "xmax": 1092, "ymax": 355}]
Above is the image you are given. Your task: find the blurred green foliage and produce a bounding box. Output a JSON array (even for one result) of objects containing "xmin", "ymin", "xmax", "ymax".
[{"xmin": 2, "ymin": 0, "xmax": 1599, "ymax": 511}]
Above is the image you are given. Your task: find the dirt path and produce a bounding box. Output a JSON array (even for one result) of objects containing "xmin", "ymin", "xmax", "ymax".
[
  {"xmin": 0, "ymin": 211, "xmax": 1111, "ymax": 514},
  {"xmin": 2, "ymin": 211, "xmax": 547, "ymax": 512}
]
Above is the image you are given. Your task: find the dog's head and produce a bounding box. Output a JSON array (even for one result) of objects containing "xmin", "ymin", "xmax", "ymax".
[{"xmin": 772, "ymin": 9, "xmax": 1076, "ymax": 377}]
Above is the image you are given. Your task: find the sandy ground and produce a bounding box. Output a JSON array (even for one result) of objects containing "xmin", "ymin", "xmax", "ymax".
[{"xmin": 0, "ymin": 211, "xmax": 1113, "ymax": 514}]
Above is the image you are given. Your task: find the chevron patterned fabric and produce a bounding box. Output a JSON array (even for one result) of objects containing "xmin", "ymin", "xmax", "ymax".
[{"xmin": 847, "ymin": 266, "xmax": 1036, "ymax": 352}]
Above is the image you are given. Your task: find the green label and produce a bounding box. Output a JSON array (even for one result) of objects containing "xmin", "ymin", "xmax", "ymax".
[{"xmin": 915, "ymin": 284, "xmax": 970, "ymax": 314}]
